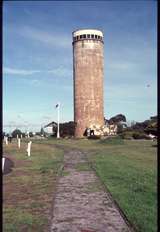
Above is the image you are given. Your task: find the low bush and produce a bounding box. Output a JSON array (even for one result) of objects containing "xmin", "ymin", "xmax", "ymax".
[
  {"xmin": 120, "ymin": 130, "xmax": 151, "ymax": 140},
  {"xmin": 132, "ymin": 132, "xmax": 150, "ymax": 140},
  {"xmin": 119, "ymin": 131, "xmax": 133, "ymax": 140},
  {"xmin": 99, "ymin": 136, "xmax": 124, "ymax": 145}
]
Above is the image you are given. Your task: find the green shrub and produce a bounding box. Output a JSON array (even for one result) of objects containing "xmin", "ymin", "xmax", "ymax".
[
  {"xmin": 132, "ymin": 132, "xmax": 150, "ymax": 140},
  {"xmin": 117, "ymin": 124, "xmax": 123, "ymax": 134},
  {"xmin": 99, "ymin": 136, "xmax": 124, "ymax": 145},
  {"xmin": 120, "ymin": 131, "xmax": 133, "ymax": 140}
]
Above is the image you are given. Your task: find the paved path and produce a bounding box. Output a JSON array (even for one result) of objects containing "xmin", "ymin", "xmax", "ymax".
[{"xmin": 50, "ymin": 150, "xmax": 133, "ymax": 232}]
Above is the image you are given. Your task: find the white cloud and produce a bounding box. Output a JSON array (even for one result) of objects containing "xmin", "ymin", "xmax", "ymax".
[
  {"xmin": 3, "ymin": 67, "xmax": 40, "ymax": 75},
  {"xmin": 47, "ymin": 66, "xmax": 72, "ymax": 77},
  {"xmin": 19, "ymin": 26, "xmax": 70, "ymax": 49},
  {"xmin": 3, "ymin": 66, "xmax": 72, "ymax": 78}
]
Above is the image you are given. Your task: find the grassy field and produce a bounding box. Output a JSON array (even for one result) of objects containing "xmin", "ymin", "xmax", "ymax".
[
  {"xmin": 3, "ymin": 139, "xmax": 64, "ymax": 232},
  {"xmin": 35, "ymin": 137, "xmax": 157, "ymax": 232},
  {"xmin": 3, "ymin": 137, "xmax": 157, "ymax": 232},
  {"xmin": 87, "ymin": 139, "xmax": 157, "ymax": 232}
]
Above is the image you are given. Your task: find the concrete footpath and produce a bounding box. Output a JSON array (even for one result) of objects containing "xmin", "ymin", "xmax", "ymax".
[{"xmin": 50, "ymin": 150, "xmax": 133, "ymax": 232}]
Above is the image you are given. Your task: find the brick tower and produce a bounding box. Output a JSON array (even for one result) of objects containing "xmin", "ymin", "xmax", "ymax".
[{"xmin": 72, "ymin": 29, "xmax": 104, "ymax": 137}]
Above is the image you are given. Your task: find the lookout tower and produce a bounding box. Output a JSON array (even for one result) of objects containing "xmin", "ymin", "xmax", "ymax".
[{"xmin": 72, "ymin": 29, "xmax": 104, "ymax": 137}]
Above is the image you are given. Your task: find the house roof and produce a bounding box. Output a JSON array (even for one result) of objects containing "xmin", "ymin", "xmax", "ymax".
[{"xmin": 44, "ymin": 121, "xmax": 57, "ymax": 128}]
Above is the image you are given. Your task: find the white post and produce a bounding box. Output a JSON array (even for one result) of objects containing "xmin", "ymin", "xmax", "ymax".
[
  {"xmin": 18, "ymin": 138, "xmax": 21, "ymax": 149},
  {"xmin": 5, "ymin": 136, "xmax": 8, "ymax": 145},
  {"xmin": 21, "ymin": 134, "xmax": 23, "ymax": 139},
  {"xmin": 17, "ymin": 134, "xmax": 19, "ymax": 140},
  {"xmin": 2, "ymin": 157, "xmax": 5, "ymax": 172},
  {"xmin": 57, "ymin": 104, "xmax": 60, "ymax": 139},
  {"xmin": 27, "ymin": 141, "xmax": 32, "ymax": 157}
]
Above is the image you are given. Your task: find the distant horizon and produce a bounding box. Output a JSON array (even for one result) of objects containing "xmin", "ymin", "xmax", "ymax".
[
  {"xmin": 3, "ymin": 113, "xmax": 157, "ymax": 134},
  {"xmin": 3, "ymin": 1, "xmax": 157, "ymax": 132}
]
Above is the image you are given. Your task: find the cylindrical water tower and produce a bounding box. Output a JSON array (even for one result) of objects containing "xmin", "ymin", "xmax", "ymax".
[{"xmin": 72, "ymin": 29, "xmax": 104, "ymax": 137}]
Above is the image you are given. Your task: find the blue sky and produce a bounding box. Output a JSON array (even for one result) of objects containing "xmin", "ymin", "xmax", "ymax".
[{"xmin": 3, "ymin": 1, "xmax": 157, "ymax": 132}]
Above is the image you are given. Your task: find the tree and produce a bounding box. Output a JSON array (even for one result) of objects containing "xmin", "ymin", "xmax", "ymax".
[
  {"xmin": 29, "ymin": 132, "xmax": 33, "ymax": 137},
  {"xmin": 40, "ymin": 127, "xmax": 46, "ymax": 137},
  {"xmin": 117, "ymin": 123, "xmax": 124, "ymax": 134},
  {"xmin": 108, "ymin": 114, "xmax": 126, "ymax": 124},
  {"xmin": 12, "ymin": 129, "xmax": 22, "ymax": 138}
]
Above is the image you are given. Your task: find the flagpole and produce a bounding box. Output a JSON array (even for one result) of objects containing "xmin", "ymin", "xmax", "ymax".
[{"xmin": 57, "ymin": 103, "xmax": 60, "ymax": 138}]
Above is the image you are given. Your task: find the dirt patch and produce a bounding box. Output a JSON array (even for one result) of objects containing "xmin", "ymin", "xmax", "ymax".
[
  {"xmin": 3, "ymin": 157, "xmax": 14, "ymax": 175},
  {"xmin": 3, "ymin": 149, "xmax": 59, "ymax": 232},
  {"xmin": 3, "ymin": 153, "xmax": 32, "ymax": 175},
  {"xmin": 50, "ymin": 150, "xmax": 133, "ymax": 232}
]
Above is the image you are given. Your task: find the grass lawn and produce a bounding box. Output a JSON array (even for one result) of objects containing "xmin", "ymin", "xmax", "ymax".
[
  {"xmin": 3, "ymin": 139, "xmax": 64, "ymax": 232},
  {"xmin": 3, "ymin": 137, "xmax": 157, "ymax": 232},
  {"xmin": 37, "ymin": 137, "xmax": 157, "ymax": 232},
  {"xmin": 87, "ymin": 139, "xmax": 157, "ymax": 232}
]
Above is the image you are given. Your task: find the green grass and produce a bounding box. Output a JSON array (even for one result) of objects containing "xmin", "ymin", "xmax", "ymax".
[
  {"xmin": 3, "ymin": 140, "xmax": 64, "ymax": 232},
  {"xmin": 4, "ymin": 208, "xmax": 47, "ymax": 232},
  {"xmin": 34, "ymin": 138, "xmax": 157, "ymax": 232},
  {"xmin": 3, "ymin": 138, "xmax": 157, "ymax": 232},
  {"xmin": 87, "ymin": 140, "xmax": 157, "ymax": 232}
]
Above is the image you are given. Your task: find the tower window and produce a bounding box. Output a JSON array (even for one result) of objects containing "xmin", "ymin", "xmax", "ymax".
[
  {"xmin": 91, "ymin": 34, "xmax": 94, "ymax": 39},
  {"xmin": 98, "ymin": 36, "xmax": 100, "ymax": 40},
  {"xmin": 95, "ymin": 35, "xmax": 98, "ymax": 39},
  {"xmin": 87, "ymin": 34, "xmax": 90, "ymax": 38},
  {"xmin": 82, "ymin": 34, "xmax": 86, "ymax": 38},
  {"xmin": 80, "ymin": 35, "xmax": 83, "ymax": 39}
]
